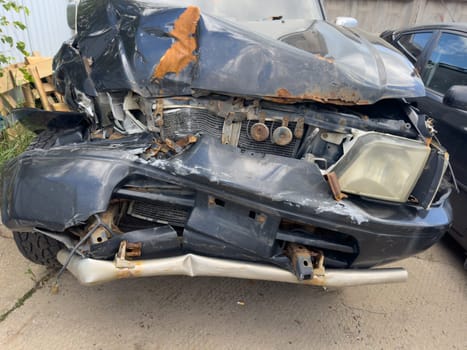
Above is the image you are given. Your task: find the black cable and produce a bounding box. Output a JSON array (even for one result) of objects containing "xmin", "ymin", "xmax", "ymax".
[{"xmin": 54, "ymin": 214, "xmax": 112, "ymax": 281}]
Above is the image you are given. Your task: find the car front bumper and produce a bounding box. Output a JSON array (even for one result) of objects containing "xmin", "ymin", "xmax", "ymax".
[{"xmin": 2, "ymin": 135, "xmax": 452, "ymax": 270}]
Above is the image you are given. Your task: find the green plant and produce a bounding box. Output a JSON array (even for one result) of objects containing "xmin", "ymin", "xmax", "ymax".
[
  {"xmin": 25, "ymin": 267, "xmax": 37, "ymax": 282},
  {"xmin": 0, "ymin": 0, "xmax": 30, "ymax": 78},
  {"xmin": 0, "ymin": 123, "xmax": 34, "ymax": 166}
]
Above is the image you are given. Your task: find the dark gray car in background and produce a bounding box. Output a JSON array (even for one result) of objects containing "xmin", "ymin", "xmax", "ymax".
[{"xmin": 382, "ymin": 24, "xmax": 467, "ymax": 267}]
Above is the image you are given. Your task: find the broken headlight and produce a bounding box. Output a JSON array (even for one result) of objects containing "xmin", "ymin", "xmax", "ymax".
[{"xmin": 330, "ymin": 132, "xmax": 430, "ymax": 203}]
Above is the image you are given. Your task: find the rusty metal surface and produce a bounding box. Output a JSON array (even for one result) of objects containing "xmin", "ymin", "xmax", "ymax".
[
  {"xmin": 88, "ymin": 205, "xmax": 121, "ymax": 244},
  {"xmin": 54, "ymin": 0, "xmax": 425, "ymax": 106},
  {"xmin": 57, "ymin": 250, "xmax": 408, "ymax": 287},
  {"xmin": 141, "ymin": 134, "xmax": 197, "ymax": 160},
  {"xmin": 286, "ymin": 244, "xmax": 314, "ymax": 280},
  {"xmin": 2, "ymin": 133, "xmax": 451, "ymax": 268},
  {"xmin": 153, "ymin": 7, "xmax": 200, "ymax": 80},
  {"xmin": 250, "ymin": 122, "xmax": 270, "ymax": 142},
  {"xmin": 286, "ymin": 243, "xmax": 326, "ymax": 281},
  {"xmin": 272, "ymin": 126, "xmax": 293, "ymax": 146},
  {"xmin": 326, "ymin": 172, "xmax": 348, "ymax": 201}
]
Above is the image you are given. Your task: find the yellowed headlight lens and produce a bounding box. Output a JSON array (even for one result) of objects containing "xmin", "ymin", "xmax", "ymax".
[{"xmin": 331, "ymin": 132, "xmax": 430, "ymax": 203}]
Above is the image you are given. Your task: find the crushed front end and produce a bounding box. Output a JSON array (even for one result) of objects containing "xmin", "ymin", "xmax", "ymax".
[{"xmin": 1, "ymin": 0, "xmax": 452, "ymax": 286}]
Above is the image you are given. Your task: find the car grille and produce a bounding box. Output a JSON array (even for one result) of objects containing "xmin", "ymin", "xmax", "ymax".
[
  {"xmin": 127, "ymin": 201, "xmax": 190, "ymax": 227},
  {"xmin": 238, "ymin": 120, "xmax": 299, "ymax": 158},
  {"xmin": 161, "ymin": 108, "xmax": 299, "ymax": 158}
]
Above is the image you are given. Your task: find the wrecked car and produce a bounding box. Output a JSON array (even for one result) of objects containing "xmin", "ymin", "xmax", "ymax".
[{"xmin": 2, "ymin": 0, "xmax": 453, "ymax": 287}]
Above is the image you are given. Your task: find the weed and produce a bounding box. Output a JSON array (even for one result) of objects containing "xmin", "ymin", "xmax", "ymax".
[
  {"xmin": 0, "ymin": 123, "xmax": 34, "ymax": 166},
  {"xmin": 25, "ymin": 267, "xmax": 37, "ymax": 283}
]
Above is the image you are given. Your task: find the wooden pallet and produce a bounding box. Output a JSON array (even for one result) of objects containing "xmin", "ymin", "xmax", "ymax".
[{"xmin": 0, "ymin": 52, "xmax": 69, "ymax": 115}]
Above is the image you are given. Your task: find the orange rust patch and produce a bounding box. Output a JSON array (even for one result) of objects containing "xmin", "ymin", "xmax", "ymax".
[
  {"xmin": 116, "ymin": 269, "xmax": 133, "ymax": 279},
  {"xmin": 265, "ymin": 88, "xmax": 369, "ymax": 106},
  {"xmin": 116, "ymin": 266, "xmax": 143, "ymax": 279},
  {"xmin": 276, "ymin": 88, "xmax": 292, "ymax": 98},
  {"xmin": 325, "ymin": 172, "xmax": 348, "ymax": 201},
  {"xmin": 153, "ymin": 6, "xmax": 200, "ymax": 79},
  {"xmin": 314, "ymin": 54, "xmax": 335, "ymax": 64}
]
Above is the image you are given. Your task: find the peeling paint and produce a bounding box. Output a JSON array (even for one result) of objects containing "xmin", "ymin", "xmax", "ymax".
[
  {"xmin": 264, "ymin": 88, "xmax": 370, "ymax": 106},
  {"xmin": 316, "ymin": 202, "xmax": 368, "ymax": 225},
  {"xmin": 314, "ymin": 54, "xmax": 335, "ymax": 64},
  {"xmin": 153, "ymin": 6, "xmax": 200, "ymax": 79},
  {"xmin": 55, "ymin": 2, "xmax": 426, "ymax": 107}
]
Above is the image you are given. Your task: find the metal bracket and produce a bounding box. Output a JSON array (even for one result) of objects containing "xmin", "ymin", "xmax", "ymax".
[
  {"xmin": 222, "ymin": 112, "xmax": 243, "ymax": 145},
  {"xmin": 148, "ymin": 98, "xmax": 164, "ymax": 132},
  {"xmin": 114, "ymin": 240, "xmax": 142, "ymax": 269},
  {"xmin": 286, "ymin": 244, "xmax": 314, "ymax": 280},
  {"xmin": 294, "ymin": 117, "xmax": 305, "ymax": 139},
  {"xmin": 326, "ymin": 172, "xmax": 348, "ymax": 201}
]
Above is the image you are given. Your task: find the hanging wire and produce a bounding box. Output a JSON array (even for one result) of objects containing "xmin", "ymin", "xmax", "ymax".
[{"xmin": 54, "ymin": 214, "xmax": 114, "ymax": 283}]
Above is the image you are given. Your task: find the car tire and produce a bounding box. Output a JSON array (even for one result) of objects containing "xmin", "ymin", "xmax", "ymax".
[
  {"xmin": 12, "ymin": 130, "xmax": 63, "ymax": 267},
  {"xmin": 27, "ymin": 129, "xmax": 58, "ymax": 150},
  {"xmin": 13, "ymin": 231, "xmax": 64, "ymax": 267}
]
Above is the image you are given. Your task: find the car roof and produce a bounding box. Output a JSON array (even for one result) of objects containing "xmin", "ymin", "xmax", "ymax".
[{"xmin": 393, "ymin": 22, "xmax": 467, "ymax": 34}]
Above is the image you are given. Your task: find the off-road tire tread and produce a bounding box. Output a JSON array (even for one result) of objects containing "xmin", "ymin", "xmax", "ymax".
[
  {"xmin": 13, "ymin": 130, "xmax": 62, "ymax": 267},
  {"xmin": 13, "ymin": 231, "xmax": 63, "ymax": 267},
  {"xmin": 27, "ymin": 130, "xmax": 57, "ymax": 151}
]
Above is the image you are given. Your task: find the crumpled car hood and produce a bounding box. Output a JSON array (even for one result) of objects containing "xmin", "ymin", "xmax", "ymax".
[{"xmin": 57, "ymin": 0, "xmax": 424, "ymax": 105}]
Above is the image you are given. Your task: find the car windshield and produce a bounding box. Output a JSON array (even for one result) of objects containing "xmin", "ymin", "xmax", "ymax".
[{"xmin": 155, "ymin": 0, "xmax": 324, "ymax": 21}]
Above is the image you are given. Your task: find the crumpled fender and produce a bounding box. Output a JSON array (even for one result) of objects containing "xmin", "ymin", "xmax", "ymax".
[
  {"xmin": 1, "ymin": 135, "xmax": 330, "ymax": 231},
  {"xmin": 2, "ymin": 135, "xmax": 450, "ymax": 235},
  {"xmin": 1, "ymin": 150, "xmax": 132, "ymax": 231},
  {"xmin": 1, "ymin": 135, "xmax": 452, "ymax": 267},
  {"xmin": 53, "ymin": 0, "xmax": 424, "ymax": 105}
]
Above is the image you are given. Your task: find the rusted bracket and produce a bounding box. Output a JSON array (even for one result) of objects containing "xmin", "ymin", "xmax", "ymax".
[
  {"xmin": 176, "ymin": 134, "xmax": 198, "ymax": 148},
  {"xmin": 326, "ymin": 172, "xmax": 348, "ymax": 201},
  {"xmin": 115, "ymin": 240, "xmax": 142, "ymax": 269},
  {"xmin": 286, "ymin": 244, "xmax": 314, "ymax": 280},
  {"xmin": 222, "ymin": 112, "xmax": 244, "ymax": 145},
  {"xmin": 142, "ymin": 134, "xmax": 198, "ymax": 160},
  {"xmin": 148, "ymin": 98, "xmax": 164, "ymax": 132},
  {"xmin": 165, "ymin": 138, "xmax": 183, "ymax": 153},
  {"xmin": 294, "ymin": 117, "xmax": 305, "ymax": 139},
  {"xmin": 286, "ymin": 244, "xmax": 325, "ymax": 281}
]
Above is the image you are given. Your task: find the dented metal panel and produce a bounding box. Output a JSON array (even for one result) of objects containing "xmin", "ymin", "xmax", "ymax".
[
  {"xmin": 153, "ymin": 6, "xmax": 200, "ymax": 80},
  {"xmin": 1, "ymin": 133, "xmax": 452, "ymax": 268},
  {"xmin": 57, "ymin": 250, "xmax": 409, "ymax": 287},
  {"xmin": 54, "ymin": 0, "xmax": 424, "ymax": 105}
]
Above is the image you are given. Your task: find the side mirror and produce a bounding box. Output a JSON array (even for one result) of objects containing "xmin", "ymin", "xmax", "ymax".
[
  {"xmin": 335, "ymin": 16, "xmax": 359, "ymax": 28},
  {"xmin": 443, "ymin": 85, "xmax": 467, "ymax": 111}
]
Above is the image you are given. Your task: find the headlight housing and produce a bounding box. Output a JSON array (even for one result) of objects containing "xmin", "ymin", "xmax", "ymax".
[{"xmin": 330, "ymin": 131, "xmax": 431, "ymax": 203}]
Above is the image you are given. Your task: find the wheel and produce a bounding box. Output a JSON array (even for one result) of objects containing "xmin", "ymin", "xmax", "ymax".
[
  {"xmin": 27, "ymin": 129, "xmax": 58, "ymax": 151},
  {"xmin": 13, "ymin": 130, "xmax": 63, "ymax": 267},
  {"xmin": 13, "ymin": 231, "xmax": 64, "ymax": 267}
]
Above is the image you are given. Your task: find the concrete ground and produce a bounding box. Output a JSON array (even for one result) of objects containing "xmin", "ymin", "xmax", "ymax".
[{"xmin": 0, "ymin": 225, "xmax": 465, "ymax": 350}]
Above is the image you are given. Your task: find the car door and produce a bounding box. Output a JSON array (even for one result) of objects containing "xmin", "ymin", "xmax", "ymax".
[
  {"xmin": 393, "ymin": 30, "xmax": 436, "ymax": 64},
  {"xmin": 415, "ymin": 31, "xmax": 467, "ymax": 184},
  {"xmin": 412, "ymin": 30, "xmax": 467, "ymax": 245}
]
